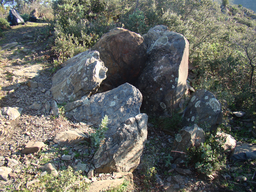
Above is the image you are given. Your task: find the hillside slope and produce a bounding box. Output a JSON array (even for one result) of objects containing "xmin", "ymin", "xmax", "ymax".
[{"xmin": 214, "ymin": 0, "xmax": 256, "ymax": 12}]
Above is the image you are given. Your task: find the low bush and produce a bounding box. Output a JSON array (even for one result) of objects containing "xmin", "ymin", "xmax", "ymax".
[
  {"xmin": 187, "ymin": 134, "xmax": 227, "ymax": 176},
  {"xmin": 0, "ymin": 18, "xmax": 10, "ymax": 30},
  {"xmin": 21, "ymin": 13, "xmax": 30, "ymax": 22}
]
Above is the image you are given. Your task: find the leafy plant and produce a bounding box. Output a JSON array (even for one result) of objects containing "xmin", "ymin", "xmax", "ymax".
[
  {"xmin": 90, "ymin": 115, "xmax": 109, "ymax": 148},
  {"xmin": 187, "ymin": 134, "xmax": 227, "ymax": 176},
  {"xmin": 0, "ymin": 18, "xmax": 10, "ymax": 30},
  {"xmin": 21, "ymin": 13, "xmax": 30, "ymax": 22}
]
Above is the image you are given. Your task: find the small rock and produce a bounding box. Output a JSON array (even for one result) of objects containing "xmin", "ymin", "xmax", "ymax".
[
  {"xmin": 7, "ymin": 158, "xmax": 19, "ymax": 168},
  {"xmin": 41, "ymin": 171, "xmax": 47, "ymax": 177},
  {"xmin": 0, "ymin": 166, "xmax": 12, "ymax": 181},
  {"xmin": 26, "ymin": 179, "xmax": 40, "ymax": 187},
  {"xmin": 2, "ymin": 42, "xmax": 18, "ymax": 50},
  {"xmin": 42, "ymin": 163, "xmax": 58, "ymax": 177},
  {"xmin": 1, "ymin": 107, "xmax": 22, "ymax": 120},
  {"xmin": 30, "ymin": 102, "xmax": 42, "ymax": 110},
  {"xmin": 27, "ymin": 80, "xmax": 38, "ymax": 89},
  {"xmin": 74, "ymin": 163, "xmax": 89, "ymax": 172},
  {"xmin": 87, "ymin": 169, "xmax": 94, "ymax": 178},
  {"xmin": 173, "ymin": 175, "xmax": 185, "ymax": 185},
  {"xmin": 54, "ymin": 130, "xmax": 89, "ymax": 146},
  {"xmin": 233, "ymin": 111, "xmax": 245, "ymax": 118},
  {"xmin": 50, "ymin": 100, "xmax": 59, "ymax": 116},
  {"xmin": 235, "ymin": 176, "xmax": 247, "ymax": 182},
  {"xmin": 167, "ymin": 176, "xmax": 172, "ymax": 182},
  {"xmin": 21, "ymin": 141, "xmax": 45, "ymax": 154},
  {"xmin": 61, "ymin": 155, "xmax": 72, "ymax": 161},
  {"xmin": 0, "ymin": 156, "xmax": 5, "ymax": 166},
  {"xmin": 175, "ymin": 168, "xmax": 192, "ymax": 175}
]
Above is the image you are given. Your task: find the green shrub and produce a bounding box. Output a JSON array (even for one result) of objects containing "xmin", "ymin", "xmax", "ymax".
[
  {"xmin": 121, "ymin": 10, "xmax": 147, "ymax": 34},
  {"xmin": 187, "ymin": 134, "xmax": 227, "ymax": 176},
  {"xmin": 0, "ymin": 18, "xmax": 10, "ymax": 30},
  {"xmin": 21, "ymin": 13, "xmax": 30, "ymax": 22},
  {"xmin": 91, "ymin": 115, "xmax": 109, "ymax": 148}
]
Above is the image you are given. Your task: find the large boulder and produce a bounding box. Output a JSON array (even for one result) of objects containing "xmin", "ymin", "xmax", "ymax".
[
  {"xmin": 92, "ymin": 113, "xmax": 148, "ymax": 173},
  {"xmin": 92, "ymin": 28, "xmax": 147, "ymax": 91},
  {"xmin": 182, "ymin": 89, "xmax": 222, "ymax": 133},
  {"xmin": 65, "ymin": 83, "xmax": 143, "ymax": 134},
  {"xmin": 51, "ymin": 50, "xmax": 108, "ymax": 103},
  {"xmin": 137, "ymin": 25, "xmax": 189, "ymax": 116}
]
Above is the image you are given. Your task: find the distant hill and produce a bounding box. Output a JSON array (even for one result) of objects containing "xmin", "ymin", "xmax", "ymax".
[{"xmin": 213, "ymin": 0, "xmax": 256, "ymax": 13}]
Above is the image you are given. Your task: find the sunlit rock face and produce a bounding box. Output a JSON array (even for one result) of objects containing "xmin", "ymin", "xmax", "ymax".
[{"xmin": 182, "ymin": 89, "xmax": 222, "ymax": 133}]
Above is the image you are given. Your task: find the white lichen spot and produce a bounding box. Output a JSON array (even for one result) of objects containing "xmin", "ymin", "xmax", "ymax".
[
  {"xmin": 187, "ymin": 118, "xmax": 190, "ymax": 121},
  {"xmin": 172, "ymin": 75, "xmax": 174, "ymax": 77},
  {"xmin": 191, "ymin": 116, "xmax": 195, "ymax": 122},
  {"xmin": 114, "ymin": 95, "xmax": 118, "ymax": 99},
  {"xmin": 110, "ymin": 101, "xmax": 116, "ymax": 107},
  {"xmin": 84, "ymin": 77, "xmax": 88, "ymax": 82},
  {"xmin": 191, "ymin": 96, "xmax": 196, "ymax": 103},
  {"xmin": 172, "ymin": 85, "xmax": 175, "ymax": 89},
  {"xmin": 175, "ymin": 134, "xmax": 182, "ymax": 142},
  {"xmin": 160, "ymin": 88, "xmax": 163, "ymax": 91},
  {"xmin": 154, "ymin": 77, "xmax": 157, "ymax": 82},
  {"xmin": 175, "ymin": 77, "xmax": 178, "ymax": 82},
  {"xmin": 195, "ymin": 100, "xmax": 201, "ymax": 108},
  {"xmin": 170, "ymin": 80, "xmax": 173, "ymax": 83},
  {"xmin": 190, "ymin": 111, "xmax": 192, "ymax": 114},
  {"xmin": 160, "ymin": 65, "xmax": 163, "ymax": 70},
  {"xmin": 204, "ymin": 96, "xmax": 209, "ymax": 100},
  {"xmin": 120, "ymin": 106, "xmax": 124, "ymax": 113},
  {"xmin": 83, "ymin": 98, "xmax": 90, "ymax": 105},
  {"xmin": 209, "ymin": 116, "xmax": 211, "ymax": 119},
  {"xmin": 160, "ymin": 102, "xmax": 166, "ymax": 109},
  {"xmin": 209, "ymin": 98, "xmax": 220, "ymax": 112}
]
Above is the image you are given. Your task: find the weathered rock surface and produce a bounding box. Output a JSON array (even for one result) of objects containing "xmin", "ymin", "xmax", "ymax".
[
  {"xmin": 54, "ymin": 130, "xmax": 89, "ymax": 146},
  {"xmin": 182, "ymin": 89, "xmax": 222, "ymax": 133},
  {"xmin": 21, "ymin": 141, "xmax": 45, "ymax": 154},
  {"xmin": 172, "ymin": 124, "xmax": 205, "ymax": 162},
  {"xmin": 92, "ymin": 113, "xmax": 148, "ymax": 173},
  {"xmin": 66, "ymin": 83, "xmax": 142, "ymax": 132},
  {"xmin": 92, "ymin": 27, "xmax": 147, "ymax": 91},
  {"xmin": 1, "ymin": 107, "xmax": 22, "ymax": 120},
  {"xmin": 231, "ymin": 143, "xmax": 256, "ymax": 162},
  {"xmin": 42, "ymin": 163, "xmax": 58, "ymax": 177},
  {"xmin": 51, "ymin": 50, "xmax": 108, "ymax": 103},
  {"xmin": 0, "ymin": 167, "xmax": 12, "ymax": 181},
  {"xmin": 216, "ymin": 132, "xmax": 236, "ymax": 151},
  {"xmin": 137, "ymin": 25, "xmax": 189, "ymax": 116}
]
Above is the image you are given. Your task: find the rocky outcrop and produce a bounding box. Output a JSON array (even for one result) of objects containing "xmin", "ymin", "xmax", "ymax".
[
  {"xmin": 92, "ymin": 113, "xmax": 148, "ymax": 173},
  {"xmin": 182, "ymin": 89, "xmax": 222, "ymax": 133},
  {"xmin": 66, "ymin": 83, "xmax": 143, "ymax": 133},
  {"xmin": 51, "ymin": 50, "xmax": 107, "ymax": 103},
  {"xmin": 137, "ymin": 25, "xmax": 189, "ymax": 116},
  {"xmin": 92, "ymin": 28, "xmax": 147, "ymax": 91}
]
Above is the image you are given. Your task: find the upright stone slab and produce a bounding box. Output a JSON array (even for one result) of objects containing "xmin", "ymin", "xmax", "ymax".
[
  {"xmin": 92, "ymin": 28, "xmax": 147, "ymax": 91},
  {"xmin": 137, "ymin": 25, "xmax": 189, "ymax": 116},
  {"xmin": 93, "ymin": 113, "xmax": 148, "ymax": 173},
  {"xmin": 182, "ymin": 89, "xmax": 222, "ymax": 133},
  {"xmin": 51, "ymin": 50, "xmax": 107, "ymax": 103},
  {"xmin": 65, "ymin": 83, "xmax": 143, "ymax": 133}
]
